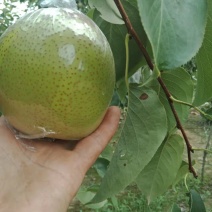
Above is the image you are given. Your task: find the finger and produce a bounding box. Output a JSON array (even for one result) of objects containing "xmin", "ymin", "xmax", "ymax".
[{"xmin": 74, "ymin": 106, "xmax": 120, "ymax": 171}]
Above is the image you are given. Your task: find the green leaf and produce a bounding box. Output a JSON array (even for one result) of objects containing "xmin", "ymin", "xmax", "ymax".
[
  {"xmin": 193, "ymin": 1, "xmax": 212, "ymax": 106},
  {"xmin": 116, "ymin": 79, "xmax": 128, "ymax": 104},
  {"xmin": 88, "ymin": 0, "xmax": 124, "ymax": 24},
  {"xmin": 172, "ymin": 160, "xmax": 196, "ymax": 188},
  {"xmin": 160, "ymin": 68, "xmax": 194, "ymax": 130},
  {"xmin": 93, "ymin": 158, "xmax": 109, "ymax": 178},
  {"xmin": 110, "ymin": 196, "xmax": 119, "ymax": 210},
  {"xmin": 137, "ymin": 0, "xmax": 207, "ymax": 70},
  {"xmin": 172, "ymin": 161, "xmax": 189, "ymax": 188},
  {"xmin": 76, "ymin": 187, "xmax": 107, "ymax": 209},
  {"xmin": 136, "ymin": 134, "xmax": 184, "ymax": 203},
  {"xmin": 170, "ymin": 204, "xmax": 181, "ymax": 212},
  {"xmin": 92, "ymin": 85, "xmax": 167, "ymax": 202},
  {"xmin": 189, "ymin": 190, "xmax": 206, "ymax": 212},
  {"xmin": 92, "ymin": 0, "xmax": 147, "ymax": 82},
  {"xmin": 101, "ymin": 144, "xmax": 114, "ymax": 161},
  {"xmin": 144, "ymin": 68, "xmax": 194, "ymax": 130}
]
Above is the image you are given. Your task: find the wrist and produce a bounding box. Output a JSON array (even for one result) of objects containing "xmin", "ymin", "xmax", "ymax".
[
  {"xmin": 1, "ymin": 192, "xmax": 70, "ymax": 212},
  {"xmin": 0, "ymin": 175, "xmax": 71, "ymax": 212}
]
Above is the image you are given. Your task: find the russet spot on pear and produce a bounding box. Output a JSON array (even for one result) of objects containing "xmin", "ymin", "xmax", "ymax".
[{"xmin": 0, "ymin": 8, "xmax": 115, "ymax": 140}]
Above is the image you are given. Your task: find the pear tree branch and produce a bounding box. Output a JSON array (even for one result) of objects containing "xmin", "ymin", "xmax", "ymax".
[{"xmin": 114, "ymin": 0, "xmax": 197, "ymax": 178}]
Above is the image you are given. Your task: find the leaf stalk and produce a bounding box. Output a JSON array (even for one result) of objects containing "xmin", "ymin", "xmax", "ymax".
[
  {"xmin": 170, "ymin": 96, "xmax": 212, "ymax": 121},
  {"xmin": 125, "ymin": 33, "xmax": 130, "ymax": 95}
]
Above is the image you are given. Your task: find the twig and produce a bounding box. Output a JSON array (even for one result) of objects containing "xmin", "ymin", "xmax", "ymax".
[{"xmin": 114, "ymin": 0, "xmax": 197, "ymax": 178}]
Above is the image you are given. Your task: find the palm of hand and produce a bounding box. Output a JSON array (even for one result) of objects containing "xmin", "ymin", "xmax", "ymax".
[{"xmin": 0, "ymin": 106, "xmax": 120, "ymax": 212}]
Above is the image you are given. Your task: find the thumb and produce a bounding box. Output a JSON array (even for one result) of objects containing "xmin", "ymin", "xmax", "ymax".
[{"xmin": 74, "ymin": 106, "xmax": 120, "ymax": 171}]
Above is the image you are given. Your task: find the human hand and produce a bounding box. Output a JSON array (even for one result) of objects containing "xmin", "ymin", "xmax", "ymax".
[{"xmin": 0, "ymin": 106, "xmax": 120, "ymax": 212}]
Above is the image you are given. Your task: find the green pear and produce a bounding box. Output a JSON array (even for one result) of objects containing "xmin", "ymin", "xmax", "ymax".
[{"xmin": 0, "ymin": 8, "xmax": 115, "ymax": 140}]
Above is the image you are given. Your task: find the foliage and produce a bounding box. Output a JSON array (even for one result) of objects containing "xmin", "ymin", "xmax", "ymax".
[
  {"xmin": 194, "ymin": 2, "xmax": 212, "ymax": 106},
  {"xmin": 1, "ymin": 0, "xmax": 212, "ymax": 210},
  {"xmin": 90, "ymin": 0, "xmax": 147, "ymax": 81},
  {"xmin": 0, "ymin": 0, "xmax": 38, "ymax": 36},
  {"xmin": 69, "ymin": 171, "xmax": 212, "ymax": 211},
  {"xmin": 0, "ymin": 0, "xmax": 89, "ymax": 36}
]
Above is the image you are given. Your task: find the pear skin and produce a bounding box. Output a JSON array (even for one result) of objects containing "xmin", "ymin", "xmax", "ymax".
[{"xmin": 0, "ymin": 8, "xmax": 115, "ymax": 140}]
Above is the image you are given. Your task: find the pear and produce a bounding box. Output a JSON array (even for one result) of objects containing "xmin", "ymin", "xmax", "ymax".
[{"xmin": 0, "ymin": 8, "xmax": 115, "ymax": 140}]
